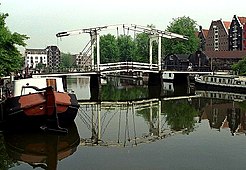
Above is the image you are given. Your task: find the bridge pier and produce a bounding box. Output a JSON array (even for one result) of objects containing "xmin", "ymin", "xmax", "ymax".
[
  {"xmin": 90, "ymin": 74, "xmax": 101, "ymax": 101},
  {"xmin": 148, "ymin": 72, "xmax": 163, "ymax": 98},
  {"xmin": 148, "ymin": 72, "xmax": 163, "ymax": 86}
]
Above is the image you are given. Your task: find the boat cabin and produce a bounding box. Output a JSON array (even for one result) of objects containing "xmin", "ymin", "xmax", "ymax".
[
  {"xmin": 13, "ymin": 77, "xmax": 65, "ymax": 97},
  {"xmin": 199, "ymin": 75, "xmax": 246, "ymax": 86}
]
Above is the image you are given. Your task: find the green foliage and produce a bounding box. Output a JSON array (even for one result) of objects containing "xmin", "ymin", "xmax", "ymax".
[
  {"xmin": 35, "ymin": 62, "xmax": 46, "ymax": 72},
  {"xmin": 101, "ymin": 79, "xmax": 148, "ymax": 101},
  {"xmin": 134, "ymin": 33, "xmax": 149, "ymax": 62},
  {"xmin": 232, "ymin": 56, "xmax": 246, "ymax": 75},
  {"xmin": 163, "ymin": 16, "xmax": 199, "ymax": 55},
  {"xmin": 0, "ymin": 135, "xmax": 15, "ymax": 169},
  {"xmin": 0, "ymin": 13, "xmax": 28, "ymax": 77},
  {"xmin": 98, "ymin": 18, "xmax": 199, "ymax": 64},
  {"xmin": 117, "ymin": 35, "xmax": 136, "ymax": 61},
  {"xmin": 60, "ymin": 52, "xmax": 75, "ymax": 68},
  {"xmin": 163, "ymin": 100, "xmax": 198, "ymax": 132},
  {"xmin": 100, "ymin": 34, "xmax": 119, "ymax": 63}
]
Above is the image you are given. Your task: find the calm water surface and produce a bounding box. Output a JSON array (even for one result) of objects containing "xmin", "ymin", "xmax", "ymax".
[{"xmin": 1, "ymin": 76, "xmax": 246, "ymax": 170}]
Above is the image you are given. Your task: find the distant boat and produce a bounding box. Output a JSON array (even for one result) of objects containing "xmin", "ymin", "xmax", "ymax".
[
  {"xmin": 195, "ymin": 74, "xmax": 246, "ymax": 93},
  {"xmin": 0, "ymin": 77, "xmax": 80, "ymax": 133}
]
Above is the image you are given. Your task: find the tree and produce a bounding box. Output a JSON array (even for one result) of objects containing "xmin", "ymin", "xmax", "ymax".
[
  {"xmin": 163, "ymin": 16, "xmax": 199, "ymax": 55},
  {"xmin": 134, "ymin": 33, "xmax": 149, "ymax": 62},
  {"xmin": 117, "ymin": 35, "xmax": 135, "ymax": 62},
  {"xmin": 232, "ymin": 56, "xmax": 246, "ymax": 75},
  {"xmin": 36, "ymin": 62, "xmax": 46, "ymax": 73},
  {"xmin": 0, "ymin": 12, "xmax": 28, "ymax": 77},
  {"xmin": 100, "ymin": 34, "xmax": 119, "ymax": 63},
  {"xmin": 60, "ymin": 52, "xmax": 75, "ymax": 68}
]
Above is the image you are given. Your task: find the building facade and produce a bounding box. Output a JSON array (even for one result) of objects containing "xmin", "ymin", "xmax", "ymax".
[
  {"xmin": 25, "ymin": 46, "xmax": 61, "ymax": 70},
  {"xmin": 197, "ymin": 26, "xmax": 209, "ymax": 51},
  {"xmin": 76, "ymin": 53, "xmax": 92, "ymax": 70},
  {"xmin": 205, "ymin": 20, "xmax": 230, "ymax": 51},
  {"xmin": 25, "ymin": 49, "xmax": 47, "ymax": 68},
  {"xmin": 204, "ymin": 50, "xmax": 246, "ymax": 70},
  {"xmin": 46, "ymin": 46, "xmax": 61, "ymax": 69},
  {"xmin": 228, "ymin": 15, "xmax": 246, "ymax": 51}
]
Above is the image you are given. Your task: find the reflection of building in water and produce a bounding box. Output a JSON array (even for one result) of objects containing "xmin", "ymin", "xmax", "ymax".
[
  {"xmin": 163, "ymin": 82, "xmax": 174, "ymax": 92},
  {"xmin": 200, "ymin": 99, "xmax": 246, "ymax": 135},
  {"xmin": 77, "ymin": 77, "xmax": 90, "ymax": 88}
]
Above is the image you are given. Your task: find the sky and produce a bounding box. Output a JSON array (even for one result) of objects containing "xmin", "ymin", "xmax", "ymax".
[{"xmin": 1, "ymin": 0, "xmax": 246, "ymax": 54}]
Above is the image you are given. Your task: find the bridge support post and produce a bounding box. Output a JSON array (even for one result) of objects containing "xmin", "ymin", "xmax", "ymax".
[
  {"xmin": 90, "ymin": 74, "xmax": 101, "ymax": 101},
  {"xmin": 149, "ymin": 34, "xmax": 162, "ymax": 71},
  {"xmin": 148, "ymin": 72, "xmax": 163, "ymax": 98},
  {"xmin": 90, "ymin": 32, "xmax": 100, "ymax": 71}
]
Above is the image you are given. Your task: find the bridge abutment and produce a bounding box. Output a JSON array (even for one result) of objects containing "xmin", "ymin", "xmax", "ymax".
[{"xmin": 148, "ymin": 72, "xmax": 163, "ymax": 98}]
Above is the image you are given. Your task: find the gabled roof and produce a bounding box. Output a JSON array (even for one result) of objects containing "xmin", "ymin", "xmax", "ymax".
[
  {"xmin": 238, "ymin": 17, "xmax": 246, "ymax": 24},
  {"xmin": 223, "ymin": 21, "xmax": 231, "ymax": 30},
  {"xmin": 25, "ymin": 49, "xmax": 46, "ymax": 54},
  {"xmin": 175, "ymin": 54, "xmax": 190, "ymax": 61},
  {"xmin": 209, "ymin": 20, "xmax": 230, "ymax": 34},
  {"xmin": 202, "ymin": 29, "xmax": 209, "ymax": 38},
  {"xmin": 204, "ymin": 51, "xmax": 246, "ymax": 59},
  {"xmin": 165, "ymin": 54, "xmax": 189, "ymax": 61}
]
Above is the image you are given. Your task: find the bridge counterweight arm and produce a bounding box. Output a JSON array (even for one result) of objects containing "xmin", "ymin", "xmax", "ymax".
[
  {"xmin": 129, "ymin": 24, "xmax": 188, "ymax": 40},
  {"xmin": 56, "ymin": 26, "xmax": 109, "ymax": 38}
]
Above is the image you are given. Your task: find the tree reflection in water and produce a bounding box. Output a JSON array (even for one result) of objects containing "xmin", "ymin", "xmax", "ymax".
[{"xmin": 163, "ymin": 99, "xmax": 198, "ymax": 133}]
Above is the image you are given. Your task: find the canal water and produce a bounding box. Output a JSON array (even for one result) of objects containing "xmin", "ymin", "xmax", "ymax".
[{"xmin": 1, "ymin": 76, "xmax": 246, "ymax": 170}]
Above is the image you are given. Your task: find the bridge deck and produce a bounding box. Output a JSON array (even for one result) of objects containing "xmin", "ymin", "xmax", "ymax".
[{"xmin": 32, "ymin": 62, "xmax": 213, "ymax": 78}]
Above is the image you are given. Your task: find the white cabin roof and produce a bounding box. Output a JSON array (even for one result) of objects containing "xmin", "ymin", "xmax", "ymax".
[{"xmin": 13, "ymin": 77, "xmax": 65, "ymax": 97}]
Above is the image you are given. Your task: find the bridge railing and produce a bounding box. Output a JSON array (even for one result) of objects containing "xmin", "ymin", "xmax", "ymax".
[{"xmin": 99, "ymin": 62, "xmax": 158, "ymax": 72}]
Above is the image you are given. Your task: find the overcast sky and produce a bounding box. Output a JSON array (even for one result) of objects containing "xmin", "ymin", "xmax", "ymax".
[{"xmin": 1, "ymin": 0, "xmax": 246, "ymax": 54}]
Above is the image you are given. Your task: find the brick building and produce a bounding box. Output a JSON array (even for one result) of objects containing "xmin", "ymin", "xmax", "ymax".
[
  {"xmin": 228, "ymin": 15, "xmax": 246, "ymax": 51},
  {"xmin": 205, "ymin": 19, "xmax": 231, "ymax": 51},
  {"xmin": 197, "ymin": 26, "xmax": 209, "ymax": 51},
  {"xmin": 46, "ymin": 46, "xmax": 61, "ymax": 70},
  {"xmin": 75, "ymin": 53, "xmax": 92, "ymax": 70}
]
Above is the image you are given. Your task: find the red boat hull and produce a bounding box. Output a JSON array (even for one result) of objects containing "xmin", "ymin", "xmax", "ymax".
[{"xmin": 3, "ymin": 92, "xmax": 79, "ymax": 128}]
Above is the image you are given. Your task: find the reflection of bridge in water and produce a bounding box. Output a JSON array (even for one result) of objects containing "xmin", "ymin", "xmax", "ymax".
[{"xmin": 77, "ymin": 95, "xmax": 199, "ymax": 147}]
